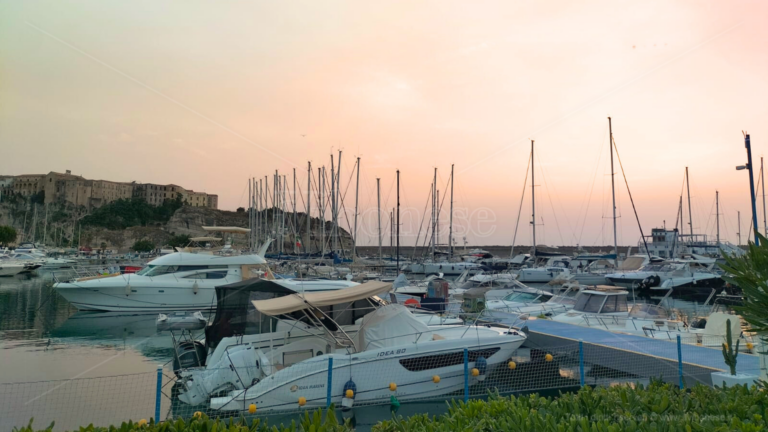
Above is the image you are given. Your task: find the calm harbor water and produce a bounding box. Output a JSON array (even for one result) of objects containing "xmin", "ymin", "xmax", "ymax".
[{"xmin": 0, "ymin": 271, "xmax": 717, "ymax": 430}]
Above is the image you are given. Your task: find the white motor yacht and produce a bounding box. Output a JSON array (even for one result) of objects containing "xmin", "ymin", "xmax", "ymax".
[
  {"xmin": 485, "ymin": 287, "xmax": 576, "ymax": 318},
  {"xmin": 551, "ymin": 289, "xmax": 631, "ymax": 326},
  {"xmin": 53, "ymin": 252, "xmax": 356, "ymax": 312},
  {"xmin": 177, "ymin": 281, "xmax": 526, "ymax": 412},
  {"xmin": 516, "ymin": 256, "xmax": 571, "ymax": 283},
  {"xmin": 0, "ymin": 256, "xmax": 27, "ymax": 277}
]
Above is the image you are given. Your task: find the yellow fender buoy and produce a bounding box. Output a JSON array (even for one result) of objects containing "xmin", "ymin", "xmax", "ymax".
[
  {"xmin": 471, "ymin": 368, "xmax": 480, "ymax": 377},
  {"xmin": 545, "ymin": 353, "xmax": 553, "ymax": 362},
  {"xmin": 193, "ymin": 411, "xmax": 203, "ymax": 419},
  {"xmin": 137, "ymin": 419, "xmax": 148, "ymax": 427},
  {"xmin": 248, "ymin": 404, "xmax": 257, "ymax": 414},
  {"xmin": 389, "ymin": 382, "xmax": 397, "ymax": 391},
  {"xmin": 345, "ymin": 389, "xmax": 354, "ymax": 398},
  {"xmin": 747, "ymin": 342, "xmax": 754, "ymax": 351},
  {"xmin": 508, "ymin": 361, "xmax": 517, "ymax": 370},
  {"xmin": 298, "ymin": 397, "xmax": 306, "ymax": 406},
  {"xmin": 432, "ymin": 375, "xmax": 440, "ymax": 383}
]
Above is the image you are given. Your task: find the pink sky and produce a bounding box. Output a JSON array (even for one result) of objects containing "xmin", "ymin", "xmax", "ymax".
[{"xmin": 1, "ymin": 0, "xmax": 767, "ymax": 247}]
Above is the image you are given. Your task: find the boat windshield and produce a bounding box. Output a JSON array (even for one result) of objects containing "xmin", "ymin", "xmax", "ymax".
[
  {"xmin": 136, "ymin": 264, "xmax": 228, "ymax": 276},
  {"xmin": 502, "ymin": 292, "xmax": 544, "ymax": 303},
  {"xmin": 548, "ymin": 295, "xmax": 576, "ymax": 305},
  {"xmin": 628, "ymin": 304, "xmax": 669, "ymax": 318}
]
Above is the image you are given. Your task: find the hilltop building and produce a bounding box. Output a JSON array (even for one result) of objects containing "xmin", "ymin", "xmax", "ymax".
[{"xmin": 0, "ymin": 170, "xmax": 218, "ymax": 210}]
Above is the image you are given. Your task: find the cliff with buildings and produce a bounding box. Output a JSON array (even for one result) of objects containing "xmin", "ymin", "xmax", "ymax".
[{"xmin": 0, "ymin": 197, "xmax": 352, "ymax": 253}]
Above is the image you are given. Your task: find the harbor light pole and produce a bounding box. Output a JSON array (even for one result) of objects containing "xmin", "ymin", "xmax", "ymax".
[{"xmin": 736, "ymin": 132, "xmax": 760, "ymax": 245}]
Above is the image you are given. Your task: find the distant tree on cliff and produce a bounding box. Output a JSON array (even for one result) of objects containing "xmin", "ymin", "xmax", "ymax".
[
  {"xmin": 167, "ymin": 234, "xmax": 191, "ymax": 248},
  {"xmin": 0, "ymin": 226, "xmax": 17, "ymax": 246},
  {"xmin": 236, "ymin": 207, "xmax": 245, "ymax": 213},
  {"xmin": 30, "ymin": 190, "xmax": 45, "ymax": 205},
  {"xmin": 81, "ymin": 197, "xmax": 184, "ymax": 230},
  {"xmin": 131, "ymin": 239, "xmax": 155, "ymax": 252}
]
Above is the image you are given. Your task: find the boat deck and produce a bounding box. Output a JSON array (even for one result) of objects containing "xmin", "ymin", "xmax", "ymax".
[{"xmin": 504, "ymin": 316, "xmax": 761, "ymax": 384}]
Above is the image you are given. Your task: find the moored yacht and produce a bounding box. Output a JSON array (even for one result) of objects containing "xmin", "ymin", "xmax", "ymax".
[{"xmin": 54, "ymin": 252, "xmax": 356, "ymax": 312}]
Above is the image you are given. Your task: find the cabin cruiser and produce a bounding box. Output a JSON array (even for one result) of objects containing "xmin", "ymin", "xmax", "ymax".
[
  {"xmin": 605, "ymin": 257, "xmax": 723, "ymax": 292},
  {"xmin": 551, "ymin": 289, "xmax": 631, "ymax": 326},
  {"xmin": 516, "ymin": 255, "xmax": 571, "ymax": 283},
  {"xmin": 53, "ymin": 252, "xmax": 357, "ymax": 311},
  {"xmin": 177, "ymin": 281, "xmax": 526, "ymax": 412},
  {"xmin": 485, "ymin": 287, "xmax": 556, "ymax": 312},
  {"xmin": 0, "ymin": 255, "xmax": 28, "ymax": 276}
]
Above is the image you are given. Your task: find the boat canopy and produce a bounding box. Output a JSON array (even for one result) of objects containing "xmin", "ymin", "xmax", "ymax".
[
  {"xmin": 618, "ymin": 256, "xmax": 645, "ymax": 271},
  {"xmin": 205, "ymin": 278, "xmax": 297, "ymax": 350},
  {"xmin": 251, "ymin": 281, "xmax": 392, "ymax": 316},
  {"xmin": 355, "ymin": 304, "xmax": 430, "ymax": 351},
  {"xmin": 202, "ymin": 226, "xmax": 251, "ymax": 234},
  {"xmin": 189, "ymin": 237, "xmax": 222, "ymax": 242}
]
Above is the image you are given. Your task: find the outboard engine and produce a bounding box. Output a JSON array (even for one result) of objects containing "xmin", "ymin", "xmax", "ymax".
[
  {"xmin": 178, "ymin": 346, "xmax": 266, "ymax": 406},
  {"xmin": 637, "ymin": 275, "xmax": 661, "ymax": 290},
  {"xmin": 689, "ymin": 317, "xmax": 707, "ymax": 329},
  {"xmin": 173, "ymin": 341, "xmax": 207, "ymax": 375}
]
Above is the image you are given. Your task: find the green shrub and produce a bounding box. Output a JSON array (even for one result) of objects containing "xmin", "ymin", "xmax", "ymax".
[
  {"xmin": 15, "ymin": 407, "xmax": 350, "ymax": 432},
  {"xmin": 80, "ymin": 197, "xmax": 183, "ymax": 230},
  {"xmin": 374, "ymin": 381, "xmax": 768, "ymax": 432},
  {"xmin": 131, "ymin": 239, "xmax": 155, "ymax": 252}
]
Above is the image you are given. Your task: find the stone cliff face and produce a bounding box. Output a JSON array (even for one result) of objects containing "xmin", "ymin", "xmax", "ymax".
[
  {"xmin": 0, "ymin": 201, "xmax": 353, "ymax": 252},
  {"xmin": 89, "ymin": 206, "xmax": 353, "ymax": 252}
]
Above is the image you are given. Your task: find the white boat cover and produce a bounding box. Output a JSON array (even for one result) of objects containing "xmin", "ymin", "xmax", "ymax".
[
  {"xmin": 392, "ymin": 273, "xmax": 408, "ymax": 289},
  {"xmin": 202, "ymin": 226, "xmax": 251, "ymax": 234},
  {"xmin": 355, "ymin": 304, "xmax": 431, "ymax": 351},
  {"xmin": 251, "ymin": 281, "xmax": 391, "ymax": 316}
]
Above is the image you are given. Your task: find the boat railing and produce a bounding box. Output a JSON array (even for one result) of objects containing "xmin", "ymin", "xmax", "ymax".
[{"xmin": 51, "ymin": 264, "xmax": 124, "ymax": 283}]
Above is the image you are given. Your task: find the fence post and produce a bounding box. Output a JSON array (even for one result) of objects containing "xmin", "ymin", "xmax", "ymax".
[
  {"xmin": 677, "ymin": 335, "xmax": 684, "ymax": 389},
  {"xmin": 463, "ymin": 348, "xmax": 469, "ymax": 403},
  {"xmin": 326, "ymin": 357, "xmax": 333, "ymax": 407},
  {"xmin": 579, "ymin": 340, "xmax": 585, "ymax": 387},
  {"xmin": 155, "ymin": 366, "xmax": 162, "ymax": 423}
]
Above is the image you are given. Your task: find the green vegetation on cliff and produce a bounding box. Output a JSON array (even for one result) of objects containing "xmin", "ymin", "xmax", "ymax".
[{"xmin": 80, "ymin": 198, "xmax": 183, "ymax": 230}]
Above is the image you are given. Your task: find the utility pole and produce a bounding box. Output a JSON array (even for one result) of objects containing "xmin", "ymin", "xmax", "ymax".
[
  {"xmin": 449, "ymin": 164, "xmax": 454, "ymax": 257},
  {"xmin": 377, "ymin": 178, "xmax": 382, "ymax": 263},
  {"xmin": 608, "ymin": 118, "xmax": 618, "ymax": 267},
  {"xmin": 739, "ymin": 133, "xmax": 760, "ymax": 245},
  {"xmin": 531, "ymin": 140, "xmax": 536, "ymax": 260},
  {"xmin": 716, "ymin": 191, "xmax": 720, "ymax": 246},
  {"xmin": 353, "ymin": 156, "xmax": 360, "ymax": 260}
]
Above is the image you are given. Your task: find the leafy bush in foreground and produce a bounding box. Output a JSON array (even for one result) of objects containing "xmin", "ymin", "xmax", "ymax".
[
  {"xmin": 374, "ymin": 381, "xmax": 768, "ymax": 432},
  {"xmin": 14, "ymin": 407, "xmax": 349, "ymax": 432}
]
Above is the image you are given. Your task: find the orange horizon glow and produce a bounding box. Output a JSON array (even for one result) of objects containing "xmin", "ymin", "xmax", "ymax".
[{"xmin": 1, "ymin": 0, "xmax": 767, "ymax": 247}]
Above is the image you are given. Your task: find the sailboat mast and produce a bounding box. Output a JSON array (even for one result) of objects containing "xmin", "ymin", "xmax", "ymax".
[
  {"xmin": 608, "ymin": 118, "xmax": 618, "ymax": 267},
  {"xmin": 531, "ymin": 140, "xmax": 536, "ymax": 259},
  {"xmin": 436, "ymin": 189, "xmax": 440, "ymax": 250},
  {"xmin": 431, "ymin": 167, "xmax": 437, "ymax": 259},
  {"xmin": 738, "ymin": 210, "xmax": 742, "ymax": 246},
  {"xmin": 282, "ymin": 174, "xmax": 287, "ymax": 255},
  {"xmin": 716, "ymin": 190, "xmax": 720, "ymax": 245},
  {"xmin": 353, "ymin": 157, "xmax": 360, "ymax": 259},
  {"xmin": 762, "ymin": 157, "xmax": 766, "ymax": 236},
  {"xmin": 321, "ymin": 167, "xmax": 326, "ymax": 258},
  {"xmin": 377, "ymin": 178, "xmax": 382, "ymax": 262},
  {"xmin": 336, "ymin": 150, "xmax": 342, "ymax": 256},
  {"xmin": 293, "ymin": 168, "xmax": 297, "ymax": 254},
  {"xmin": 43, "ymin": 203, "xmax": 48, "ymax": 246},
  {"xmin": 396, "ymin": 170, "xmax": 400, "ymax": 271},
  {"xmin": 685, "ymin": 166, "xmax": 693, "ymax": 239},
  {"xmin": 449, "ymin": 164, "xmax": 454, "ymax": 257},
  {"xmin": 307, "ymin": 162, "xmax": 311, "ymax": 254},
  {"xmin": 249, "ymin": 179, "xmax": 253, "ymax": 251},
  {"xmin": 330, "ymin": 155, "xmax": 336, "ymax": 256}
]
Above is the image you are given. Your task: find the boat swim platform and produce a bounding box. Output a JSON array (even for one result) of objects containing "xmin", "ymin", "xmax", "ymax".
[{"xmin": 488, "ymin": 315, "xmax": 760, "ymax": 387}]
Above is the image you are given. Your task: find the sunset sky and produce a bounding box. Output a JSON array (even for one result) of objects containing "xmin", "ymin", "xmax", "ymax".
[{"xmin": 2, "ymin": 0, "xmax": 767, "ymax": 248}]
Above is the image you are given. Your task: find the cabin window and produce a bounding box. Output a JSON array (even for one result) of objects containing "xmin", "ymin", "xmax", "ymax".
[
  {"xmin": 399, "ymin": 348, "xmax": 501, "ymax": 372},
  {"xmin": 601, "ymin": 296, "xmax": 620, "ymax": 313},
  {"xmin": 575, "ymin": 294, "xmax": 605, "ymax": 313}
]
